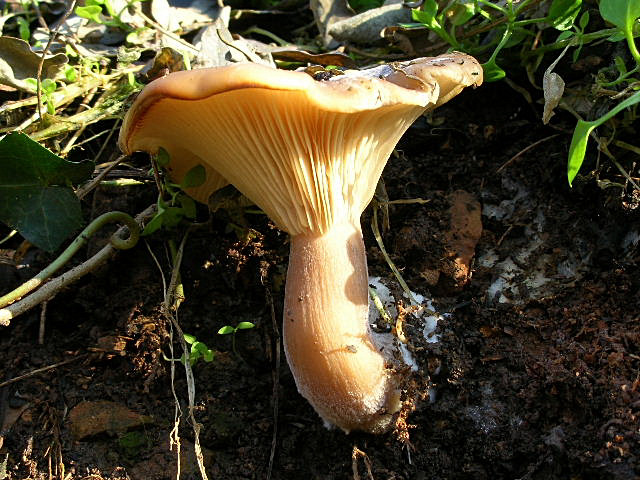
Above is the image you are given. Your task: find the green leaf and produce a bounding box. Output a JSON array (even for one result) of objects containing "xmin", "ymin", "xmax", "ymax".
[
  {"xmin": 548, "ymin": 0, "xmax": 582, "ymax": 30},
  {"xmin": 41, "ymin": 78, "xmax": 56, "ymax": 94},
  {"xmin": 155, "ymin": 147, "xmax": 170, "ymax": 167},
  {"xmin": 192, "ymin": 341, "xmax": 208, "ymax": 353},
  {"xmin": 183, "ymin": 333, "xmax": 196, "ymax": 344},
  {"xmin": 141, "ymin": 212, "xmax": 164, "ymax": 236},
  {"xmin": 178, "ymin": 194, "xmax": 196, "ymax": 219},
  {"xmin": 203, "ymin": 349, "xmax": 214, "ymax": 362},
  {"xmin": 236, "ymin": 321, "xmax": 255, "ymax": 330},
  {"xmin": 161, "ymin": 206, "xmax": 184, "ymax": 228},
  {"xmin": 65, "ymin": 65, "xmax": 77, "ymax": 82},
  {"xmin": 75, "ymin": 5, "xmax": 105, "ymax": 24},
  {"xmin": 481, "ymin": 60, "xmax": 506, "ymax": 82},
  {"xmin": 16, "ymin": 16, "xmax": 30, "ymax": 41},
  {"xmin": 412, "ymin": 1, "xmax": 440, "ymax": 29},
  {"xmin": 218, "ymin": 325, "xmax": 234, "ymax": 335},
  {"xmin": 0, "ymin": 133, "xmax": 94, "ymax": 252},
  {"xmin": 600, "ymin": 0, "xmax": 640, "ymax": 62},
  {"xmin": 556, "ymin": 30, "xmax": 574, "ymax": 42},
  {"xmin": 567, "ymin": 90, "xmax": 640, "ymax": 185},
  {"xmin": 180, "ymin": 164, "xmax": 206, "ymax": 189},
  {"xmin": 614, "ymin": 55, "xmax": 628, "ymax": 74},
  {"xmin": 599, "ymin": 0, "xmax": 640, "ymax": 32},
  {"xmin": 578, "ymin": 10, "xmax": 590, "ymax": 30},
  {"xmin": 445, "ymin": 2, "xmax": 476, "ymax": 26}
]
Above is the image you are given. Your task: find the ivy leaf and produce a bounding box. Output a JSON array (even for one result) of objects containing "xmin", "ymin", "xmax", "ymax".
[
  {"xmin": 180, "ymin": 164, "xmax": 206, "ymax": 189},
  {"xmin": 0, "ymin": 133, "xmax": 94, "ymax": 252}
]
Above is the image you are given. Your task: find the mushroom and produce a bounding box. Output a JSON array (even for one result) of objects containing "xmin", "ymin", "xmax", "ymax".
[{"xmin": 119, "ymin": 53, "xmax": 483, "ymax": 433}]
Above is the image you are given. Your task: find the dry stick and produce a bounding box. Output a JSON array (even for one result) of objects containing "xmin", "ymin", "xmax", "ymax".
[
  {"xmin": 36, "ymin": 0, "xmax": 78, "ymax": 120},
  {"xmin": 265, "ymin": 282, "xmax": 280, "ymax": 480},
  {"xmin": 0, "ymin": 355, "xmax": 87, "ymax": 388},
  {"xmin": 38, "ymin": 300, "xmax": 48, "ymax": 345},
  {"xmin": 145, "ymin": 242, "xmax": 184, "ymax": 480},
  {"xmin": 0, "ymin": 205, "xmax": 156, "ymax": 327},
  {"xmin": 0, "ymin": 211, "xmax": 140, "ymax": 309},
  {"xmin": 76, "ymin": 155, "xmax": 126, "ymax": 200},
  {"xmin": 92, "ymin": 120, "xmax": 121, "ymax": 164},
  {"xmin": 496, "ymin": 134, "xmax": 561, "ymax": 173}
]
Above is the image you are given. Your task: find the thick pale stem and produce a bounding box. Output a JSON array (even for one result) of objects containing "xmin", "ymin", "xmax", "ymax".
[{"xmin": 283, "ymin": 220, "xmax": 401, "ymax": 433}]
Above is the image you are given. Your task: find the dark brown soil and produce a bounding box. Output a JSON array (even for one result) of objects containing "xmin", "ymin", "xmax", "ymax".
[{"xmin": 1, "ymin": 78, "xmax": 639, "ymax": 480}]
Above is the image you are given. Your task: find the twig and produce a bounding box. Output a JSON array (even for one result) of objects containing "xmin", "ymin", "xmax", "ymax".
[
  {"xmin": 76, "ymin": 155, "xmax": 127, "ymax": 200},
  {"xmin": 136, "ymin": 10, "xmax": 199, "ymax": 53},
  {"xmin": 92, "ymin": 119, "xmax": 121, "ymax": 164},
  {"xmin": 264, "ymin": 277, "xmax": 280, "ymax": 480},
  {"xmin": 0, "ymin": 205, "xmax": 156, "ymax": 327},
  {"xmin": 0, "ymin": 211, "xmax": 140, "ymax": 309},
  {"xmin": 496, "ymin": 134, "xmax": 560, "ymax": 173},
  {"xmin": 0, "ymin": 355, "xmax": 87, "ymax": 388},
  {"xmin": 38, "ymin": 300, "xmax": 48, "ymax": 345},
  {"xmin": 160, "ymin": 231, "xmax": 209, "ymax": 480},
  {"xmin": 29, "ymin": 98, "xmax": 125, "ymax": 142},
  {"xmin": 371, "ymin": 206, "xmax": 418, "ymax": 306},
  {"xmin": 36, "ymin": 0, "xmax": 78, "ymax": 120}
]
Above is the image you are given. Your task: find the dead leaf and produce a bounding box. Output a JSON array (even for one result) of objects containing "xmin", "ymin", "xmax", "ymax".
[
  {"xmin": 271, "ymin": 49, "xmax": 356, "ymax": 68},
  {"xmin": 329, "ymin": 4, "xmax": 413, "ymax": 45},
  {"xmin": 193, "ymin": 15, "xmax": 273, "ymax": 68},
  {"xmin": 309, "ymin": 0, "xmax": 351, "ymax": 47},
  {"xmin": 0, "ymin": 36, "xmax": 67, "ymax": 92},
  {"xmin": 68, "ymin": 400, "xmax": 152, "ymax": 440}
]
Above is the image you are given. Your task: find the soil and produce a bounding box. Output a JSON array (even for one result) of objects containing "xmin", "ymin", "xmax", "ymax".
[{"xmin": 1, "ymin": 76, "xmax": 639, "ymax": 479}]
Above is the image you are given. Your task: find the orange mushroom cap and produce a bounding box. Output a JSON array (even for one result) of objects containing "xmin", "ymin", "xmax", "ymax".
[{"xmin": 118, "ymin": 53, "xmax": 482, "ymax": 235}]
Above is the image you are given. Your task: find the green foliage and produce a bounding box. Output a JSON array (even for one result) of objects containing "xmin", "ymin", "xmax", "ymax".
[
  {"xmin": 142, "ymin": 149, "xmax": 204, "ymax": 236},
  {"xmin": 16, "ymin": 16, "xmax": 30, "ymax": 41},
  {"xmin": 24, "ymin": 78, "xmax": 57, "ymax": 114},
  {"xmin": 567, "ymin": 91, "xmax": 640, "ymax": 186},
  {"xmin": 75, "ymin": 0, "xmax": 143, "ymax": 31},
  {"xmin": 407, "ymin": 0, "xmax": 640, "ymax": 187},
  {"xmin": 218, "ymin": 321, "xmax": 255, "ymax": 335},
  {"xmin": 180, "ymin": 333, "xmax": 214, "ymax": 366},
  {"xmin": 0, "ymin": 133, "xmax": 94, "ymax": 252},
  {"xmin": 218, "ymin": 321, "xmax": 255, "ymax": 354}
]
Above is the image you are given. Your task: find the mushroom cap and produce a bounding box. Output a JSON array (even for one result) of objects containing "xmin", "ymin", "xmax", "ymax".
[{"xmin": 119, "ymin": 53, "xmax": 482, "ymax": 234}]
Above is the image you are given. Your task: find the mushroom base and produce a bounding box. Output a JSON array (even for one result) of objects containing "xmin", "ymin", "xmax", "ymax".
[{"xmin": 283, "ymin": 220, "xmax": 401, "ymax": 433}]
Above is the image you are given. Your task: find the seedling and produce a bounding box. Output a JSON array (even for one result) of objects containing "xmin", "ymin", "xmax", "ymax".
[
  {"xmin": 24, "ymin": 78, "xmax": 57, "ymax": 114},
  {"xmin": 142, "ymin": 148, "xmax": 204, "ymax": 236},
  {"xmin": 180, "ymin": 333, "xmax": 214, "ymax": 366},
  {"xmin": 75, "ymin": 0, "xmax": 142, "ymax": 31},
  {"xmin": 218, "ymin": 321, "xmax": 255, "ymax": 354}
]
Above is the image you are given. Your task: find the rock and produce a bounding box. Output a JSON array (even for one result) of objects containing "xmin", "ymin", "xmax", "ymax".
[{"xmin": 68, "ymin": 400, "xmax": 152, "ymax": 440}]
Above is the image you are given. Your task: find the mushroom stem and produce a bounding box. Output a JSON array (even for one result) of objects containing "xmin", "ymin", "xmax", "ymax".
[{"xmin": 283, "ymin": 220, "xmax": 400, "ymax": 433}]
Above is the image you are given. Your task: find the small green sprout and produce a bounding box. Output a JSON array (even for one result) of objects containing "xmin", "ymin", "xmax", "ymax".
[
  {"xmin": 25, "ymin": 78, "xmax": 57, "ymax": 114},
  {"xmin": 180, "ymin": 333, "xmax": 214, "ymax": 366},
  {"xmin": 218, "ymin": 321, "xmax": 255, "ymax": 354},
  {"xmin": 142, "ymin": 148, "xmax": 205, "ymax": 236}
]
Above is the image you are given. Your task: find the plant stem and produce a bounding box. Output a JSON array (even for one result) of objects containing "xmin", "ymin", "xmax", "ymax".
[{"xmin": 0, "ymin": 211, "xmax": 140, "ymax": 309}]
